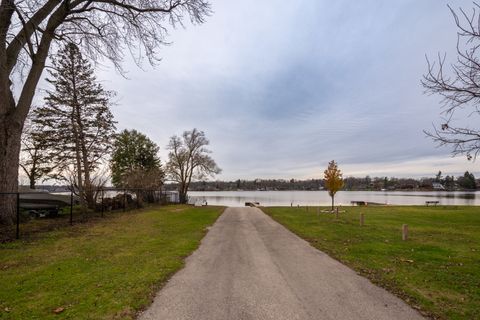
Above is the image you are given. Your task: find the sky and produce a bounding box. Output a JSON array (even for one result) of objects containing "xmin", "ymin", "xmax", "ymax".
[{"xmin": 89, "ymin": 0, "xmax": 478, "ymax": 180}]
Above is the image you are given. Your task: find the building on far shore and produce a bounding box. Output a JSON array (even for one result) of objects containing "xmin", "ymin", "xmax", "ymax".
[{"xmin": 432, "ymin": 182, "xmax": 446, "ymax": 190}]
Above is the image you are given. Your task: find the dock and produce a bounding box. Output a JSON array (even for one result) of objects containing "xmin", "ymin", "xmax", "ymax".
[
  {"xmin": 350, "ymin": 201, "xmax": 386, "ymax": 206},
  {"xmin": 245, "ymin": 202, "xmax": 260, "ymax": 207}
]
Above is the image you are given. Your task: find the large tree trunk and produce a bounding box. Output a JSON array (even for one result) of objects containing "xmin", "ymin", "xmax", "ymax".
[
  {"xmin": 178, "ymin": 183, "xmax": 188, "ymax": 204},
  {"xmin": 180, "ymin": 173, "xmax": 193, "ymax": 204},
  {"xmin": 74, "ymin": 147, "xmax": 86, "ymax": 214},
  {"xmin": 71, "ymin": 109, "xmax": 86, "ymax": 216},
  {"xmin": 179, "ymin": 191, "xmax": 188, "ymax": 204},
  {"xmin": 71, "ymin": 69, "xmax": 89, "ymax": 215},
  {"xmin": 20, "ymin": 163, "xmax": 36, "ymax": 190},
  {"xmin": 80, "ymin": 138, "xmax": 95, "ymax": 209},
  {"xmin": 0, "ymin": 117, "xmax": 23, "ymax": 225},
  {"xmin": 0, "ymin": 5, "xmax": 65, "ymax": 225},
  {"xmin": 29, "ymin": 174, "xmax": 35, "ymax": 189}
]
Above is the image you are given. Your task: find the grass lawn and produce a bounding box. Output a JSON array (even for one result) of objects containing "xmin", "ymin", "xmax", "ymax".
[
  {"xmin": 262, "ymin": 206, "xmax": 480, "ymax": 320},
  {"xmin": 0, "ymin": 205, "xmax": 224, "ymax": 319}
]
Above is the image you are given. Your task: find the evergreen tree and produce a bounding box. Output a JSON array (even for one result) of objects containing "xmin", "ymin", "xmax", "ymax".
[
  {"xmin": 34, "ymin": 43, "xmax": 116, "ymax": 211},
  {"xmin": 110, "ymin": 129, "xmax": 164, "ymax": 190},
  {"xmin": 444, "ymin": 175, "xmax": 455, "ymax": 190},
  {"xmin": 457, "ymin": 171, "xmax": 477, "ymax": 190}
]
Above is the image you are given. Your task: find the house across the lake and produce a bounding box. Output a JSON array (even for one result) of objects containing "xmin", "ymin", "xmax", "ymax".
[{"xmin": 432, "ymin": 182, "xmax": 446, "ymax": 190}]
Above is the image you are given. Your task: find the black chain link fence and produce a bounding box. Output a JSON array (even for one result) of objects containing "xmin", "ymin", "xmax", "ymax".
[{"xmin": 0, "ymin": 188, "xmax": 179, "ymax": 242}]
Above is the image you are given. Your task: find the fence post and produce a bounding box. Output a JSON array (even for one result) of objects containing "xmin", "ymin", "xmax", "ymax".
[
  {"xmin": 16, "ymin": 193, "xmax": 20, "ymax": 240},
  {"xmin": 101, "ymin": 189, "xmax": 104, "ymax": 218},
  {"xmin": 70, "ymin": 192, "xmax": 73, "ymax": 225},
  {"xmin": 335, "ymin": 207, "xmax": 339, "ymax": 219},
  {"xmin": 402, "ymin": 224, "xmax": 408, "ymax": 241},
  {"xmin": 360, "ymin": 213, "xmax": 364, "ymax": 226},
  {"xmin": 123, "ymin": 189, "xmax": 126, "ymax": 212}
]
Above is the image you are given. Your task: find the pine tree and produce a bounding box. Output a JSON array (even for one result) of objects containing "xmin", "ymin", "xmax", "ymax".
[
  {"xmin": 34, "ymin": 43, "xmax": 116, "ymax": 211},
  {"xmin": 110, "ymin": 130, "xmax": 164, "ymax": 204},
  {"xmin": 458, "ymin": 171, "xmax": 477, "ymax": 190},
  {"xmin": 110, "ymin": 129, "xmax": 164, "ymax": 189}
]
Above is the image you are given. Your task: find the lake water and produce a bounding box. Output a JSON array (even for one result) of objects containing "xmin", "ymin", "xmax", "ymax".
[{"xmin": 188, "ymin": 190, "xmax": 480, "ymax": 207}]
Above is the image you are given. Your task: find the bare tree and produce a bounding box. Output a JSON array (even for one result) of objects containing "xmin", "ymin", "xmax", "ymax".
[
  {"xmin": 166, "ymin": 129, "xmax": 221, "ymax": 203},
  {"xmin": 19, "ymin": 109, "xmax": 54, "ymax": 189},
  {"xmin": 422, "ymin": 3, "xmax": 480, "ymax": 160},
  {"xmin": 64, "ymin": 163, "xmax": 110, "ymax": 204},
  {"xmin": 0, "ymin": 0, "xmax": 210, "ymax": 224}
]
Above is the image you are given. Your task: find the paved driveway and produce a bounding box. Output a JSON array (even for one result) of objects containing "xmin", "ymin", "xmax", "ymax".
[{"xmin": 139, "ymin": 207, "xmax": 424, "ymax": 320}]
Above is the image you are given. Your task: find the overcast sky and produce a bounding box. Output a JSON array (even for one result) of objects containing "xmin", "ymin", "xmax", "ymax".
[{"xmin": 90, "ymin": 0, "xmax": 480, "ymax": 180}]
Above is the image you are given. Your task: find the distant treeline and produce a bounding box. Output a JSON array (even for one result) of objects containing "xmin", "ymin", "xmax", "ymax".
[
  {"xmin": 32, "ymin": 172, "xmax": 478, "ymax": 193},
  {"xmin": 163, "ymin": 172, "xmax": 478, "ymax": 192}
]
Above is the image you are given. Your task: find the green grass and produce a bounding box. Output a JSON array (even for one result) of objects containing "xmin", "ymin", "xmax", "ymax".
[
  {"xmin": 0, "ymin": 205, "xmax": 224, "ymax": 319},
  {"xmin": 262, "ymin": 206, "xmax": 480, "ymax": 320}
]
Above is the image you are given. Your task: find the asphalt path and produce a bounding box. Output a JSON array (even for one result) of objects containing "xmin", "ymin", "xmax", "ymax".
[{"xmin": 139, "ymin": 207, "xmax": 424, "ymax": 320}]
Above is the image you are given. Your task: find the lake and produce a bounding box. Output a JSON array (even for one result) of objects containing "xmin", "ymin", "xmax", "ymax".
[{"xmin": 188, "ymin": 190, "xmax": 480, "ymax": 206}]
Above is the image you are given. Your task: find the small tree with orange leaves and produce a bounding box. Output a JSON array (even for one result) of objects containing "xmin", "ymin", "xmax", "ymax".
[{"xmin": 324, "ymin": 160, "xmax": 344, "ymax": 210}]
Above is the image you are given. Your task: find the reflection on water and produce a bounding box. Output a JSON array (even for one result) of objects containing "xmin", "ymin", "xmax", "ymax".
[
  {"xmin": 388, "ymin": 193, "xmax": 477, "ymax": 199},
  {"xmin": 188, "ymin": 191, "xmax": 479, "ymax": 207}
]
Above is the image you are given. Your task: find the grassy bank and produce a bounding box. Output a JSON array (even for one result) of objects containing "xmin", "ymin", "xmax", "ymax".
[
  {"xmin": 0, "ymin": 205, "xmax": 224, "ymax": 319},
  {"xmin": 262, "ymin": 206, "xmax": 480, "ymax": 320}
]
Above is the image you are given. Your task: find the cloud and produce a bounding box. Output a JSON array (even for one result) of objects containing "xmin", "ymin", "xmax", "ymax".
[{"xmin": 88, "ymin": 0, "xmax": 478, "ymax": 180}]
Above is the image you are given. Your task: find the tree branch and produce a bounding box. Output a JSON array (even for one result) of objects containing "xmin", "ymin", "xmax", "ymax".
[{"xmin": 6, "ymin": 0, "xmax": 62, "ymax": 73}]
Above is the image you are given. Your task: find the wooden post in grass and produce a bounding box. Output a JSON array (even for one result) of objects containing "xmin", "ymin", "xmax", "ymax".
[
  {"xmin": 335, "ymin": 207, "xmax": 339, "ymax": 219},
  {"xmin": 360, "ymin": 213, "xmax": 364, "ymax": 226},
  {"xmin": 317, "ymin": 207, "xmax": 320, "ymax": 217},
  {"xmin": 402, "ymin": 224, "xmax": 408, "ymax": 241}
]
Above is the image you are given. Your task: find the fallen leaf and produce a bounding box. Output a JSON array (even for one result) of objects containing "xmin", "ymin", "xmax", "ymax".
[
  {"xmin": 53, "ymin": 307, "xmax": 65, "ymax": 314},
  {"xmin": 400, "ymin": 258, "xmax": 414, "ymax": 263}
]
